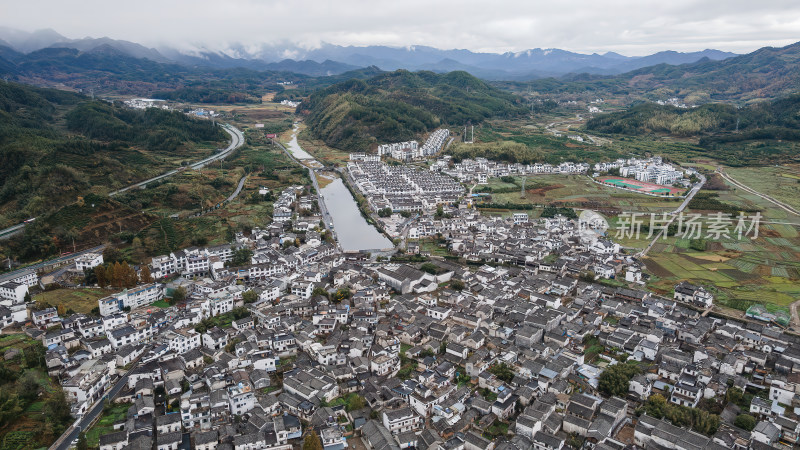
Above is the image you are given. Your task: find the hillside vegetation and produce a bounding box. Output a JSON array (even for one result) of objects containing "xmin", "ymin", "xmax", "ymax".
[
  {"xmin": 585, "ymin": 95, "xmax": 800, "ymax": 164},
  {"xmin": 302, "ymin": 70, "xmax": 528, "ymax": 151},
  {"xmin": 519, "ymin": 41, "xmax": 800, "ymax": 104},
  {"xmin": 0, "ymin": 81, "xmax": 225, "ymax": 226}
]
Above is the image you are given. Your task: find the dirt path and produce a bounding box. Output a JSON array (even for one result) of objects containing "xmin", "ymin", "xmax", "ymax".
[{"xmin": 790, "ymin": 299, "xmax": 800, "ymax": 329}]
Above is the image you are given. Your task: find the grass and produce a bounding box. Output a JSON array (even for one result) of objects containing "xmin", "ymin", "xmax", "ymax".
[
  {"xmin": 419, "ymin": 239, "xmax": 451, "ymax": 257},
  {"xmin": 474, "ymin": 174, "xmax": 682, "ymax": 215},
  {"xmin": 33, "ymin": 288, "xmax": 114, "ymax": 314},
  {"xmin": 296, "ymin": 126, "xmax": 351, "ymax": 167},
  {"xmin": 151, "ymin": 300, "xmax": 171, "ymax": 309},
  {"xmin": 86, "ymin": 403, "xmax": 130, "ymax": 447}
]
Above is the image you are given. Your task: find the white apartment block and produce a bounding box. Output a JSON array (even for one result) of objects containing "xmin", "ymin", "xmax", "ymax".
[{"xmin": 98, "ymin": 283, "xmax": 165, "ymax": 316}]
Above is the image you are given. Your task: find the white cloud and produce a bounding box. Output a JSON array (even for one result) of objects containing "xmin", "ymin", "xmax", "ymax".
[{"xmin": 1, "ymin": 0, "xmax": 797, "ymax": 55}]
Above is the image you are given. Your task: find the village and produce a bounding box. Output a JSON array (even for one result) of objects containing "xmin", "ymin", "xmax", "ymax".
[{"xmin": 0, "ymin": 158, "xmax": 797, "ymax": 450}]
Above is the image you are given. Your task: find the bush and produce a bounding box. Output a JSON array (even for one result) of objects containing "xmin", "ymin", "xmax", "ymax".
[
  {"xmin": 734, "ymin": 414, "xmax": 756, "ymax": 431},
  {"xmin": 598, "ymin": 362, "xmax": 639, "ymax": 397}
]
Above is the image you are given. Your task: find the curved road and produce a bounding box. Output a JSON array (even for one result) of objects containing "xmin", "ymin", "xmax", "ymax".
[
  {"xmin": 110, "ymin": 124, "xmax": 244, "ymax": 196},
  {"xmin": 1, "ymin": 124, "xmax": 245, "ymax": 241}
]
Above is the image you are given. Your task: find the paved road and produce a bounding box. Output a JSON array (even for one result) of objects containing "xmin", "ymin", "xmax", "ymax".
[
  {"xmin": 0, "ymin": 223, "xmax": 25, "ymax": 240},
  {"xmin": 51, "ymin": 373, "xmax": 130, "ymax": 450},
  {"xmin": 718, "ymin": 168, "xmax": 800, "ymax": 216},
  {"xmin": 273, "ymin": 139, "xmax": 336, "ymax": 236},
  {"xmin": 2, "ymin": 124, "xmax": 244, "ymax": 241},
  {"xmin": 639, "ymin": 173, "xmax": 706, "ymax": 258},
  {"xmin": 226, "ymin": 175, "xmax": 249, "ymax": 203},
  {"xmin": 110, "ymin": 124, "xmax": 244, "ymax": 197},
  {"xmin": 1, "ymin": 245, "xmax": 105, "ymax": 281}
]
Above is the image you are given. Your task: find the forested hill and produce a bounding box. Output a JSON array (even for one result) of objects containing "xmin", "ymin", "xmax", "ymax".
[
  {"xmin": 585, "ymin": 95, "xmax": 800, "ymax": 164},
  {"xmin": 585, "ymin": 96, "xmax": 800, "ymax": 137},
  {"xmin": 0, "ymin": 81, "xmax": 225, "ymax": 226},
  {"xmin": 302, "ymin": 70, "xmax": 528, "ymax": 151}
]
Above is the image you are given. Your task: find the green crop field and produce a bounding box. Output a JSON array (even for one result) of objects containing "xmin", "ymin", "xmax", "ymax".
[
  {"xmin": 726, "ymin": 165, "xmax": 800, "ymax": 211},
  {"xmin": 86, "ymin": 403, "xmax": 130, "ymax": 447}
]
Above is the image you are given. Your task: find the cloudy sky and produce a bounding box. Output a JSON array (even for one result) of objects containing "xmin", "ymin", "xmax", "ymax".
[{"xmin": 1, "ymin": 0, "xmax": 798, "ymax": 55}]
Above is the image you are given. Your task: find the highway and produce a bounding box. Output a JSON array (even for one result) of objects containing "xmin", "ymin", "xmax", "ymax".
[
  {"xmin": 0, "ymin": 123, "xmax": 245, "ymax": 241},
  {"xmin": 109, "ymin": 123, "xmax": 244, "ymax": 196},
  {"xmin": 0, "ymin": 223, "xmax": 26, "ymax": 240}
]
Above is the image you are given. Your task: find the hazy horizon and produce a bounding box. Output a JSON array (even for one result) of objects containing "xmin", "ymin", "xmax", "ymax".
[{"xmin": 0, "ymin": 0, "xmax": 798, "ymax": 57}]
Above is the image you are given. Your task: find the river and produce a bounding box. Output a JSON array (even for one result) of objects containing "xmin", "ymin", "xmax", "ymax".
[
  {"xmin": 320, "ymin": 178, "xmax": 393, "ymax": 252},
  {"xmin": 285, "ymin": 124, "xmax": 315, "ymax": 160}
]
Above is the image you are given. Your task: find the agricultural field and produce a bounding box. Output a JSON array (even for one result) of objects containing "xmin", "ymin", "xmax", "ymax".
[
  {"xmin": 725, "ymin": 165, "xmax": 800, "ymax": 211},
  {"xmin": 474, "ymin": 174, "xmax": 683, "ymax": 215},
  {"xmin": 34, "ymin": 288, "xmax": 114, "ymax": 315},
  {"xmin": 612, "ymin": 166, "xmax": 800, "ymax": 315},
  {"xmin": 85, "ymin": 403, "xmax": 130, "ymax": 447},
  {"xmin": 596, "ymin": 176, "xmax": 685, "ymax": 196}
]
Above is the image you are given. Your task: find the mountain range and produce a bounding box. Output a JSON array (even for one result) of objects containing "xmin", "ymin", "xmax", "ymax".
[{"xmin": 0, "ymin": 27, "xmax": 737, "ymax": 79}]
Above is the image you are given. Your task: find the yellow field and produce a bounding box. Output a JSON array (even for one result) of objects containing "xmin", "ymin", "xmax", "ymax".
[{"xmin": 34, "ymin": 288, "xmax": 113, "ymax": 314}]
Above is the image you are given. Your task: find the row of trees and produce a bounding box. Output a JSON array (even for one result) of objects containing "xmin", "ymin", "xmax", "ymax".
[{"xmin": 93, "ymin": 261, "xmax": 153, "ymax": 289}]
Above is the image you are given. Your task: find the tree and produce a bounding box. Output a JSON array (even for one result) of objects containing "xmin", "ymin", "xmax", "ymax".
[
  {"xmin": 242, "ymin": 290, "xmax": 258, "ymax": 304},
  {"xmin": 131, "ymin": 237, "xmax": 146, "ymax": 262},
  {"xmin": 488, "ymin": 363, "xmax": 515, "ymax": 383},
  {"xmin": 140, "ymin": 265, "xmax": 154, "ymax": 284},
  {"xmin": 598, "ymin": 362, "xmax": 640, "ymax": 397},
  {"xmin": 345, "ymin": 393, "xmax": 365, "ymax": 411},
  {"xmin": 76, "ymin": 432, "xmax": 88, "ymax": 450},
  {"xmin": 120, "ymin": 261, "xmax": 138, "ymax": 288},
  {"xmin": 95, "ymin": 265, "xmax": 108, "ymax": 288},
  {"xmin": 103, "ymin": 246, "xmax": 122, "ymax": 264},
  {"xmin": 43, "ymin": 388, "xmax": 72, "ymax": 435},
  {"xmin": 312, "ymin": 287, "xmax": 330, "ymax": 299},
  {"xmin": 332, "ymin": 288, "xmax": 351, "ymax": 303},
  {"xmin": 420, "ymin": 263, "xmax": 438, "ymax": 275},
  {"xmin": 0, "ymin": 388, "xmax": 23, "ymax": 428},
  {"xmin": 19, "ymin": 371, "xmax": 41, "ymax": 404},
  {"xmin": 734, "ymin": 414, "xmax": 756, "ymax": 431},
  {"xmin": 303, "ymin": 431, "xmax": 323, "ymax": 450},
  {"xmin": 171, "ymin": 286, "xmax": 187, "ymax": 305},
  {"xmin": 435, "ymin": 205, "xmax": 444, "ymax": 218},
  {"xmin": 449, "ymin": 279, "xmax": 465, "ymax": 291},
  {"xmin": 24, "ymin": 341, "xmax": 46, "ymax": 369},
  {"xmin": 231, "ymin": 248, "xmax": 253, "ymax": 266}
]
